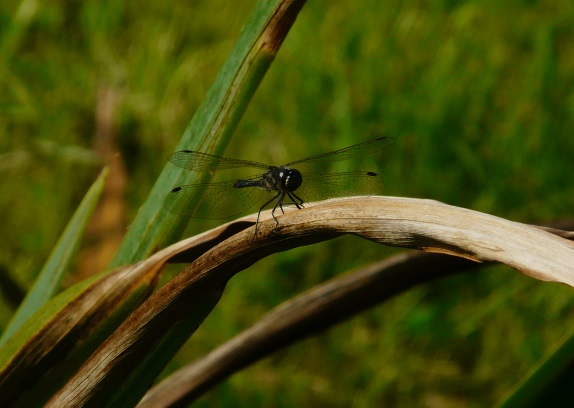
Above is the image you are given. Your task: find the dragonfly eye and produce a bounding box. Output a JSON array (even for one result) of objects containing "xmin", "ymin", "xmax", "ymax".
[{"xmin": 283, "ymin": 169, "xmax": 303, "ymax": 192}]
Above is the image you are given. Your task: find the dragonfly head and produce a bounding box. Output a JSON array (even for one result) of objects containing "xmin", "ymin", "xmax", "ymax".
[{"xmin": 281, "ymin": 168, "xmax": 303, "ymax": 192}]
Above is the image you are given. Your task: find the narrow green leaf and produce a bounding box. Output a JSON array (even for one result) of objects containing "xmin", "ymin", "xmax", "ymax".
[
  {"xmin": 0, "ymin": 167, "xmax": 109, "ymax": 345},
  {"xmin": 109, "ymin": 0, "xmax": 307, "ymax": 268},
  {"xmin": 496, "ymin": 333, "xmax": 574, "ymax": 408}
]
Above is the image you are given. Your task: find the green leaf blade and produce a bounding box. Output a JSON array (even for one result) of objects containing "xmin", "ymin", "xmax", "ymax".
[{"xmin": 108, "ymin": 0, "xmax": 306, "ymax": 269}]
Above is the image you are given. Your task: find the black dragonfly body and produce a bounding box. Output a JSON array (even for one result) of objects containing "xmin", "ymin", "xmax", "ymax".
[{"xmin": 165, "ymin": 136, "xmax": 393, "ymax": 233}]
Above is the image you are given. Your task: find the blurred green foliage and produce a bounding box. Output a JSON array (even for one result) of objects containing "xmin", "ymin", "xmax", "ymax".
[{"xmin": 1, "ymin": 0, "xmax": 573, "ymax": 406}]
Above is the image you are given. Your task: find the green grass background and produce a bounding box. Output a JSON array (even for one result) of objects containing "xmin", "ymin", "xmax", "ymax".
[{"xmin": 1, "ymin": 0, "xmax": 574, "ymax": 406}]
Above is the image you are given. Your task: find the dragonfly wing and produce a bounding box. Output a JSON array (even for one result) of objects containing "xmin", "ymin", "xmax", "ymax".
[
  {"xmin": 294, "ymin": 171, "xmax": 384, "ymax": 204},
  {"xmin": 285, "ymin": 136, "xmax": 394, "ymax": 166},
  {"xmin": 164, "ymin": 181, "xmax": 267, "ymax": 219},
  {"xmin": 169, "ymin": 150, "xmax": 269, "ymax": 172}
]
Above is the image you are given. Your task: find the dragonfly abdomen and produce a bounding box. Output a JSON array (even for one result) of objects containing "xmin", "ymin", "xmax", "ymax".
[{"xmin": 233, "ymin": 179, "xmax": 263, "ymax": 189}]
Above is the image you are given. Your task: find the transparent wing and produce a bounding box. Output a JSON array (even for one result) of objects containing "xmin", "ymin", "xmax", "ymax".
[
  {"xmin": 294, "ymin": 171, "xmax": 384, "ymax": 204},
  {"xmin": 164, "ymin": 180, "xmax": 271, "ymax": 219},
  {"xmin": 168, "ymin": 150, "xmax": 269, "ymax": 172},
  {"xmin": 285, "ymin": 136, "xmax": 394, "ymax": 167}
]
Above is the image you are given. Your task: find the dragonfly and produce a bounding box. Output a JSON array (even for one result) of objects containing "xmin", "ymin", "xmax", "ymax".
[{"xmin": 164, "ymin": 136, "xmax": 393, "ymax": 234}]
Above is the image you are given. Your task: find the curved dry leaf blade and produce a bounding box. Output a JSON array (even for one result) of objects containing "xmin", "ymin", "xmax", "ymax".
[
  {"xmin": 138, "ymin": 218, "xmax": 574, "ymax": 407},
  {"xmin": 47, "ymin": 196, "xmax": 574, "ymax": 407}
]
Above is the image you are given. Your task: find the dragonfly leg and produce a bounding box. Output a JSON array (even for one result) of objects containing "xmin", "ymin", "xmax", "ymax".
[
  {"xmin": 255, "ymin": 192, "xmax": 281, "ymax": 235},
  {"xmin": 270, "ymin": 191, "xmax": 286, "ymax": 228},
  {"xmin": 288, "ymin": 191, "xmax": 305, "ymax": 209},
  {"xmin": 280, "ymin": 191, "xmax": 305, "ymax": 210}
]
